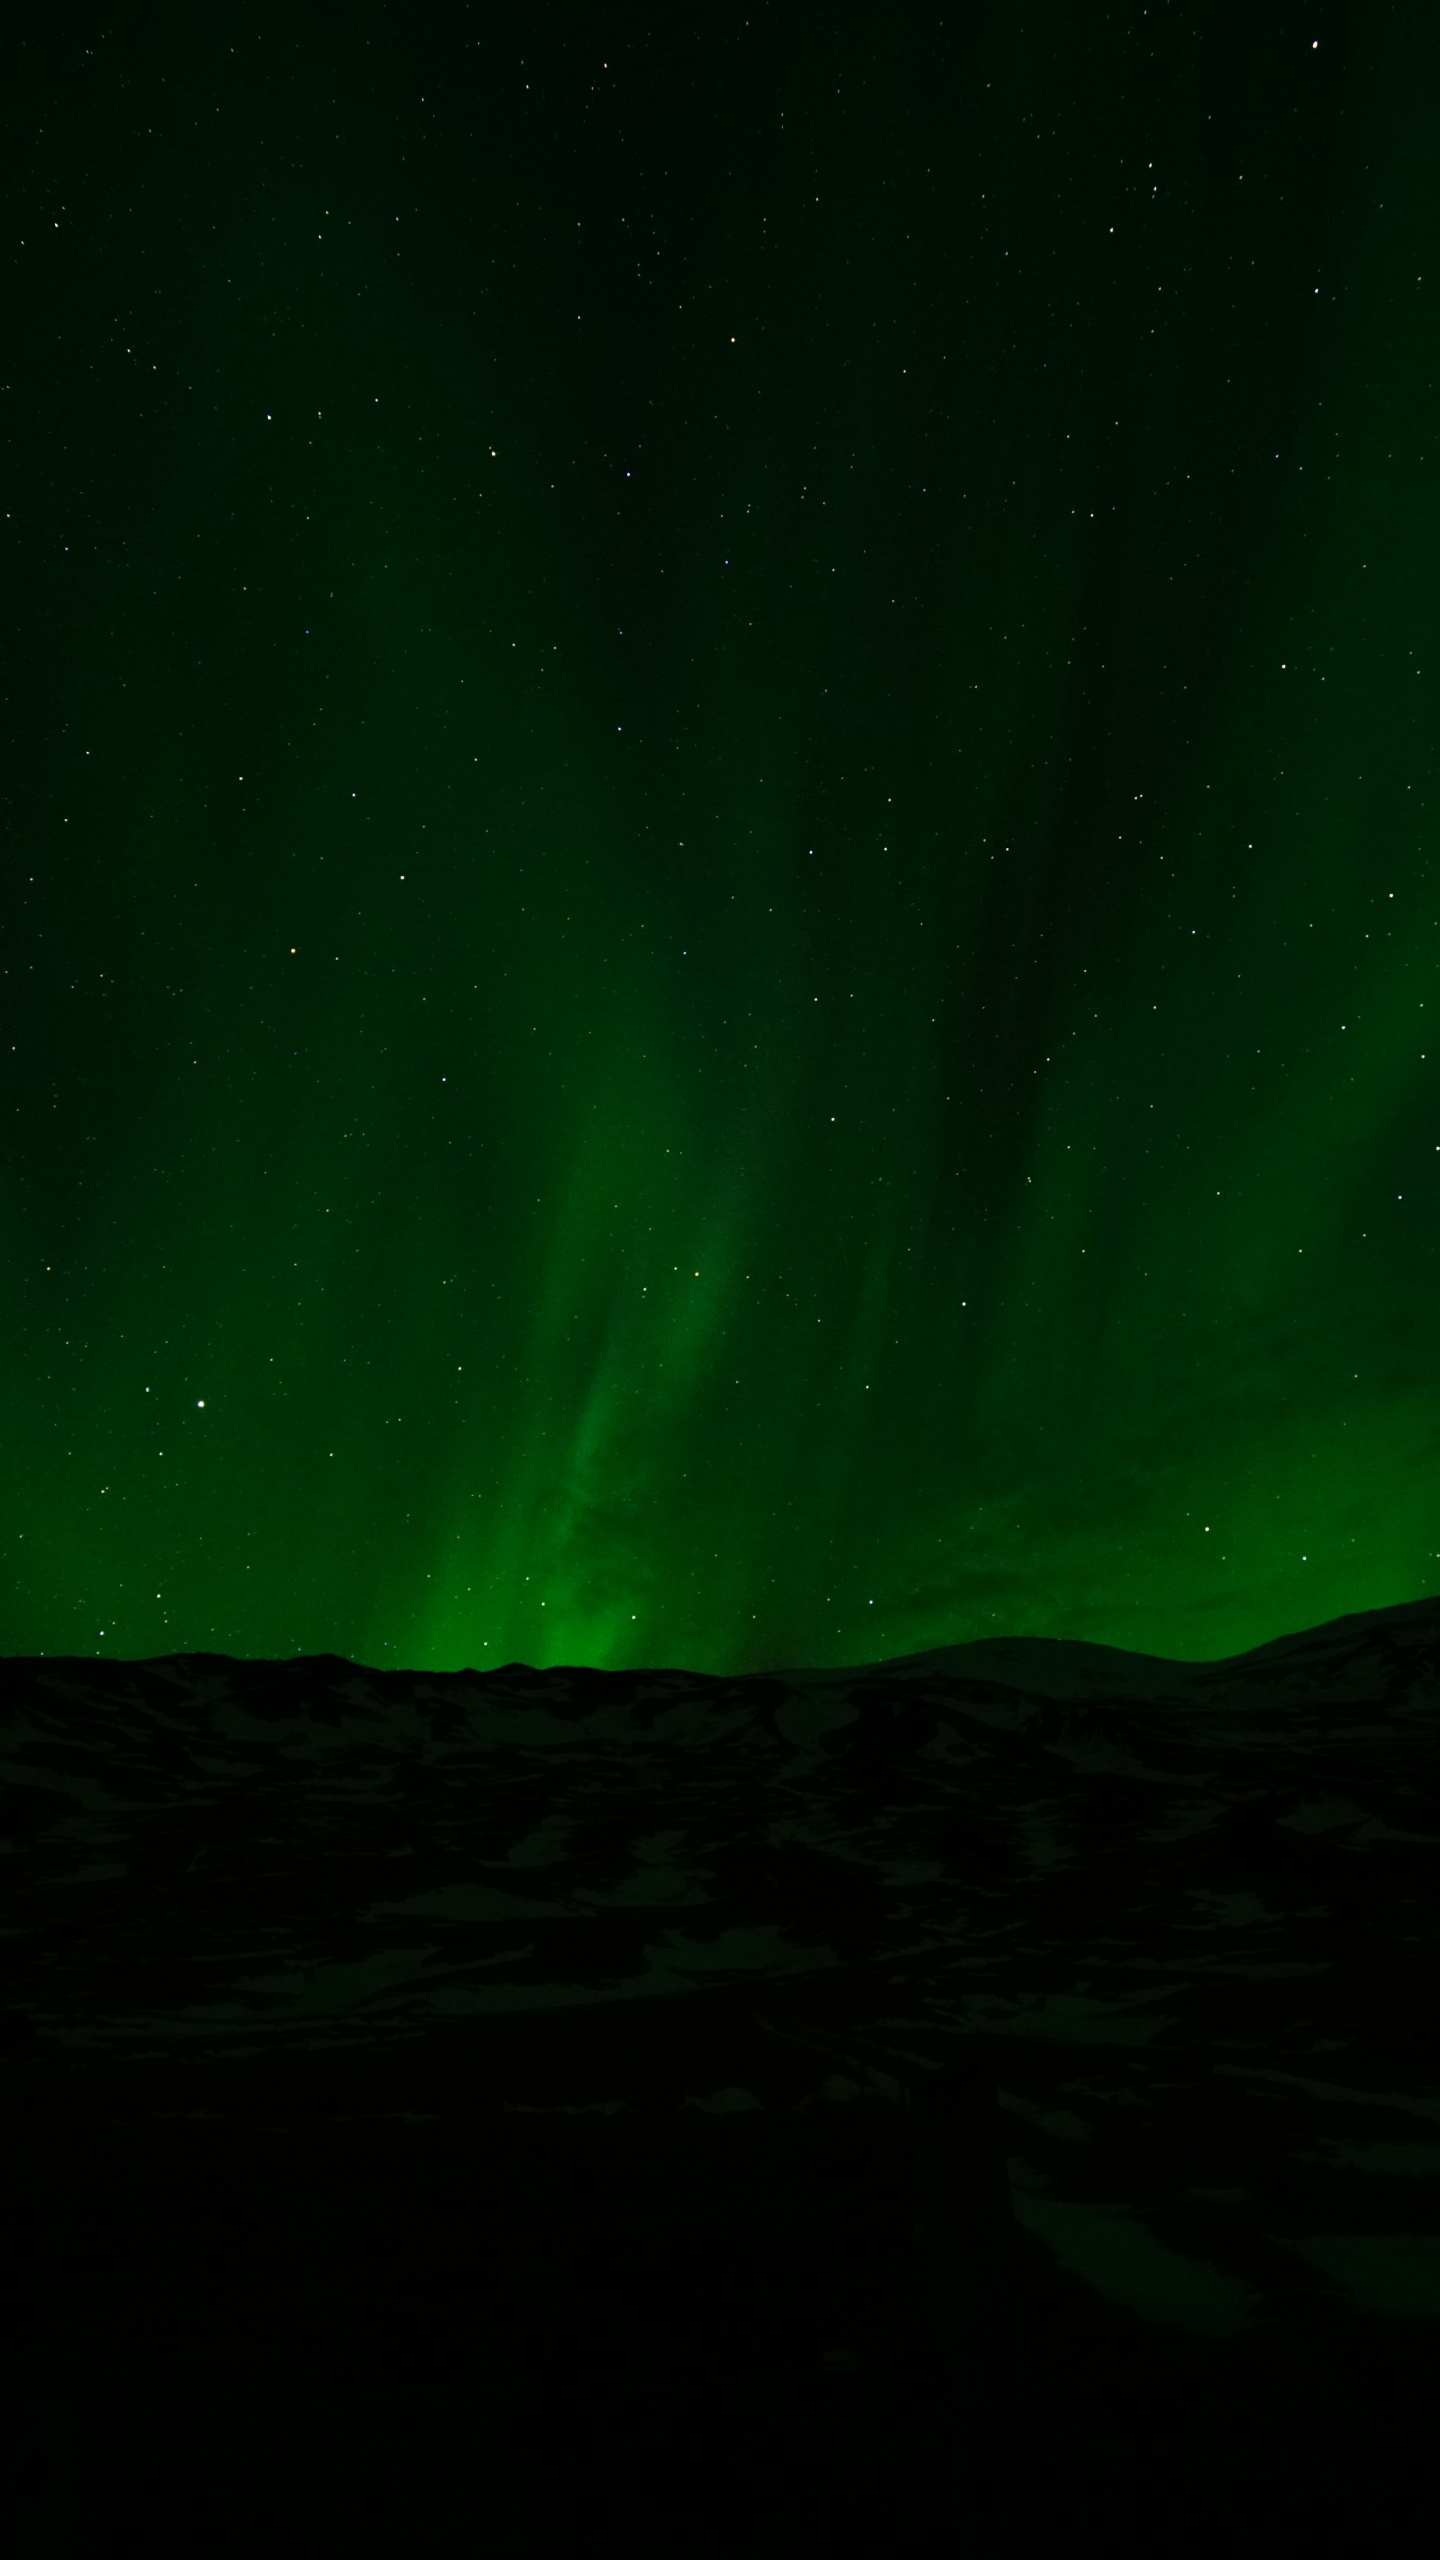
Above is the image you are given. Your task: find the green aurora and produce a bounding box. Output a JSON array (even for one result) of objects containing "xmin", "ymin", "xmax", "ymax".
[{"xmin": 3, "ymin": 5, "xmax": 1438, "ymax": 1676}]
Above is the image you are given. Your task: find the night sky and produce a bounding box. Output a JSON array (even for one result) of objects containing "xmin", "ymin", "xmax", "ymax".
[{"xmin": 4, "ymin": 4, "xmax": 1438, "ymax": 1678}]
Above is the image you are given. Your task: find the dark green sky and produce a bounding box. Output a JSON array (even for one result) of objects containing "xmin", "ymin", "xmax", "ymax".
[{"xmin": 4, "ymin": 4, "xmax": 1437, "ymax": 1675}]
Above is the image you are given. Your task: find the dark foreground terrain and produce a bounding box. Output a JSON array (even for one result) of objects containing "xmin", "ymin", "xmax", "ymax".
[{"xmin": 3, "ymin": 1599, "xmax": 1437, "ymax": 2548}]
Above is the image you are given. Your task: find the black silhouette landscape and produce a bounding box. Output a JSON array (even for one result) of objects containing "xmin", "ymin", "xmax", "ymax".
[{"xmin": 3, "ymin": 1599, "xmax": 1437, "ymax": 2548}]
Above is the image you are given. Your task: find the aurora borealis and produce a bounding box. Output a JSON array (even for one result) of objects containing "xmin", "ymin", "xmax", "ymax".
[{"xmin": 3, "ymin": 5, "xmax": 1438, "ymax": 1677}]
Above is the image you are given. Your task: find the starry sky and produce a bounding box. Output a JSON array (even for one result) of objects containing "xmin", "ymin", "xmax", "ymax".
[{"xmin": 3, "ymin": 4, "xmax": 1438, "ymax": 1678}]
